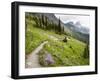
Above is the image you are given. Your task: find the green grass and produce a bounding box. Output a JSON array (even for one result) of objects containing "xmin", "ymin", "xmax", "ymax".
[
  {"xmin": 43, "ymin": 39, "xmax": 89, "ymax": 66},
  {"xmin": 25, "ymin": 24, "xmax": 49, "ymax": 54},
  {"xmin": 25, "ymin": 18, "xmax": 89, "ymax": 66}
]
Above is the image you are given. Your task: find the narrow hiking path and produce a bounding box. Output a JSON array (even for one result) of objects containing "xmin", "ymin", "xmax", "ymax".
[
  {"xmin": 25, "ymin": 34, "xmax": 59, "ymax": 68},
  {"xmin": 43, "ymin": 33, "xmax": 59, "ymax": 41},
  {"xmin": 49, "ymin": 35, "xmax": 58, "ymax": 41},
  {"xmin": 25, "ymin": 41, "xmax": 48, "ymax": 68}
]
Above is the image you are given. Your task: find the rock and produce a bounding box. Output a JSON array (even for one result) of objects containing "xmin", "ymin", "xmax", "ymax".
[
  {"xmin": 63, "ymin": 37, "xmax": 67, "ymax": 42},
  {"xmin": 45, "ymin": 53, "xmax": 55, "ymax": 65}
]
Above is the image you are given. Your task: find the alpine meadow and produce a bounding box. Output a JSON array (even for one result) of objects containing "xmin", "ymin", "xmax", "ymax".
[{"xmin": 25, "ymin": 12, "xmax": 89, "ymax": 68}]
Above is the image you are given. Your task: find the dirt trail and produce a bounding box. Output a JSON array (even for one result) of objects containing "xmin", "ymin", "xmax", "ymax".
[
  {"xmin": 25, "ymin": 41, "xmax": 48, "ymax": 68},
  {"xmin": 25, "ymin": 34, "xmax": 59, "ymax": 68}
]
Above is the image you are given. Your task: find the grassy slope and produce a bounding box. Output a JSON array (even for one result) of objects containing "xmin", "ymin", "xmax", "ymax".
[{"xmin": 25, "ymin": 19, "xmax": 89, "ymax": 67}]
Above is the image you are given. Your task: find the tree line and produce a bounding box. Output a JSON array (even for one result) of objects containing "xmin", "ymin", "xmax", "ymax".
[{"xmin": 26, "ymin": 13, "xmax": 65, "ymax": 35}]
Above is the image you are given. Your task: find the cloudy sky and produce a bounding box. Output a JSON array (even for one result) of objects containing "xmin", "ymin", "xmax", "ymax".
[{"xmin": 54, "ymin": 14, "xmax": 90, "ymax": 28}]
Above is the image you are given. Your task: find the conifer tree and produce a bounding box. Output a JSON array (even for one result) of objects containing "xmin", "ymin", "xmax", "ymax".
[
  {"xmin": 45, "ymin": 16, "xmax": 48, "ymax": 30},
  {"xmin": 42, "ymin": 15, "xmax": 44, "ymax": 29},
  {"xmin": 62, "ymin": 26, "xmax": 64, "ymax": 34},
  {"xmin": 83, "ymin": 44, "xmax": 89, "ymax": 58},
  {"xmin": 58, "ymin": 17, "xmax": 61, "ymax": 34},
  {"xmin": 39, "ymin": 15, "xmax": 42, "ymax": 28}
]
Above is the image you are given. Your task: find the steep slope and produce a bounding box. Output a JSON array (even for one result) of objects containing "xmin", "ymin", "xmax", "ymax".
[
  {"xmin": 25, "ymin": 13, "xmax": 89, "ymax": 67},
  {"xmin": 30, "ymin": 13, "xmax": 72, "ymax": 35},
  {"xmin": 28, "ymin": 12, "xmax": 89, "ymax": 43}
]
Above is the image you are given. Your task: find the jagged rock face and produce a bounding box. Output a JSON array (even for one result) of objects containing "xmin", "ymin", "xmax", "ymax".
[{"xmin": 65, "ymin": 21, "xmax": 89, "ymax": 43}]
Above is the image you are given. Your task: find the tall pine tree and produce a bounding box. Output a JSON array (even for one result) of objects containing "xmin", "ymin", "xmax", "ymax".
[
  {"xmin": 58, "ymin": 17, "xmax": 61, "ymax": 34},
  {"xmin": 42, "ymin": 14, "xmax": 44, "ymax": 29},
  {"xmin": 83, "ymin": 44, "xmax": 89, "ymax": 58},
  {"xmin": 62, "ymin": 26, "xmax": 64, "ymax": 34}
]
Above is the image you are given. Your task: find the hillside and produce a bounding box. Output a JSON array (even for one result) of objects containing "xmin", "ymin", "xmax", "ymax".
[
  {"xmin": 25, "ymin": 12, "xmax": 89, "ymax": 68},
  {"xmin": 29, "ymin": 13, "xmax": 89, "ymax": 43}
]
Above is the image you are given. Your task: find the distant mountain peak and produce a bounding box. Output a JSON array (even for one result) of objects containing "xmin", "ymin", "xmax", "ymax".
[
  {"xmin": 65, "ymin": 21, "xmax": 89, "ymax": 34},
  {"xmin": 75, "ymin": 21, "xmax": 81, "ymax": 26}
]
